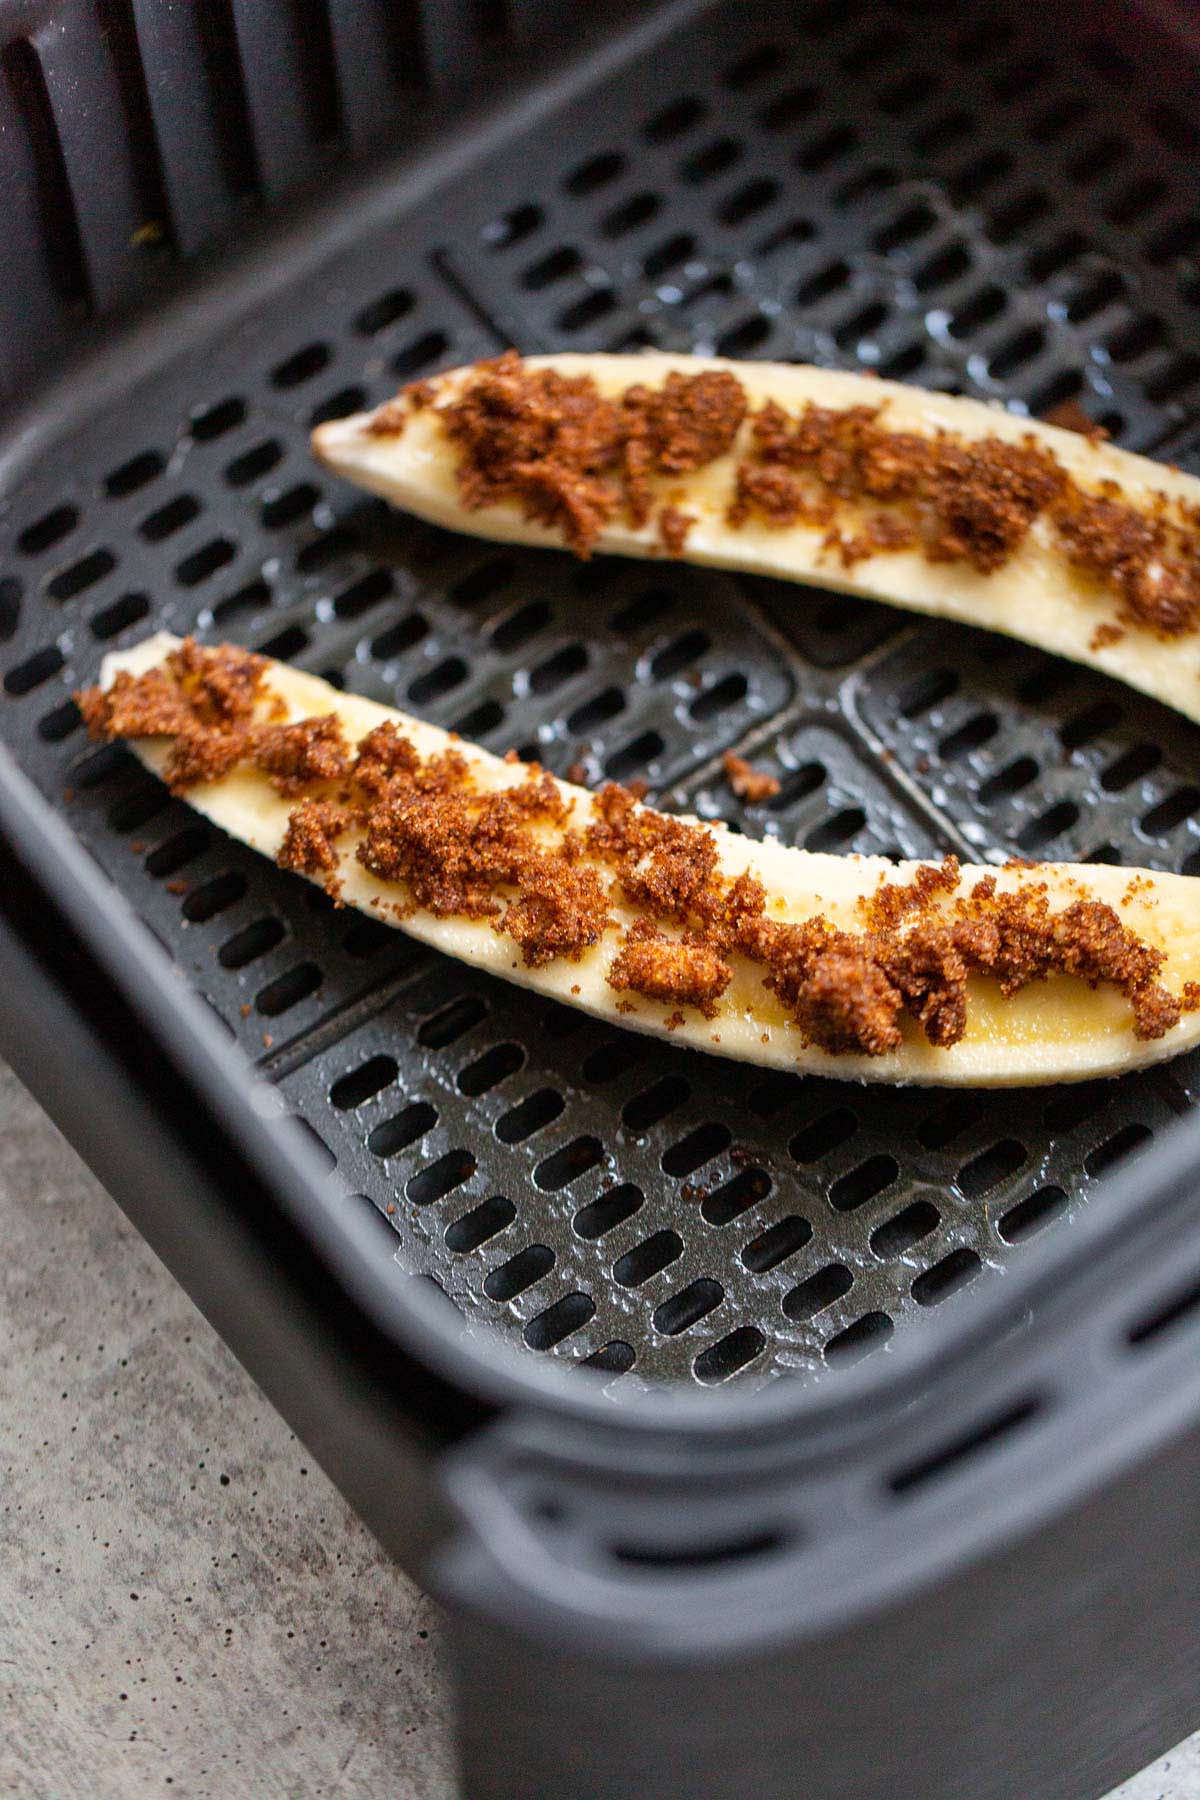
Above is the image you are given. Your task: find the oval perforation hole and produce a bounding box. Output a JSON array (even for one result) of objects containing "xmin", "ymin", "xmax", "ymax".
[
  {"xmin": 766, "ymin": 762, "xmax": 824, "ymax": 811},
  {"xmin": 574, "ymin": 1183, "xmax": 644, "ymax": 1240},
  {"xmin": 871, "ymin": 1199, "xmax": 941, "ymax": 1258},
  {"xmin": 91, "ymin": 592, "xmax": 150, "ymax": 640},
  {"xmin": 804, "ymin": 807, "xmax": 866, "ymax": 852},
  {"xmin": 899, "ymin": 667, "xmax": 957, "ymax": 718},
  {"xmin": 524, "ymin": 1292, "xmax": 595, "ymax": 1351},
  {"xmin": 602, "ymin": 192, "xmax": 661, "ymax": 237},
  {"xmin": 645, "ymin": 95, "xmax": 706, "ymax": 143},
  {"xmin": 141, "ymin": 825, "xmax": 207, "ymax": 878},
  {"xmin": 371, "ymin": 614, "xmax": 428, "ymax": 661},
  {"xmin": 5, "ymin": 645, "xmax": 64, "ymax": 695},
  {"xmin": 654, "ymin": 1279, "xmax": 723, "ymax": 1335},
  {"xmin": 622, "ymin": 1074, "xmax": 691, "ymax": 1133},
  {"xmin": 581, "ymin": 1037, "xmax": 645, "ymax": 1086},
  {"xmin": 39, "ymin": 699, "xmax": 81, "ymax": 742},
  {"xmin": 311, "ymin": 386, "xmax": 368, "ymax": 432},
  {"xmin": 1015, "ymin": 800, "xmax": 1079, "ymax": 851},
  {"xmin": 496, "ymin": 1088, "xmax": 565, "ymax": 1144},
  {"xmin": 182, "ymin": 869, "xmax": 247, "ymax": 923},
  {"xmin": 783, "ymin": 1261, "xmax": 852, "ymax": 1321},
  {"xmin": 530, "ymin": 642, "xmax": 588, "ymax": 693},
  {"xmin": 702, "ymin": 1167, "xmax": 771, "ymax": 1225},
  {"xmin": 651, "ymin": 629, "xmax": 710, "ymax": 680},
  {"xmin": 825, "ymin": 1311, "xmax": 893, "ymax": 1363},
  {"xmin": 107, "ymin": 783, "xmax": 167, "ymax": 833},
  {"xmin": 484, "ymin": 1244, "xmax": 555, "ymax": 1301},
  {"xmin": 176, "ymin": 538, "xmax": 236, "ymax": 587},
  {"xmin": 445, "ymin": 1195, "xmax": 515, "ymax": 1253},
  {"xmin": 251, "ymin": 632, "xmax": 309, "ymax": 677},
  {"xmin": 409, "ymin": 1149, "xmax": 475, "ymax": 1205},
  {"xmin": 105, "ymin": 449, "xmax": 165, "ymax": 497},
  {"xmin": 580, "ymin": 1341, "xmax": 635, "ymax": 1375},
  {"xmin": 564, "ymin": 148, "xmax": 625, "ymax": 194},
  {"xmin": 558, "ymin": 290, "xmax": 617, "ymax": 333},
  {"xmin": 141, "ymin": 493, "xmax": 201, "ymax": 541},
  {"xmin": 272, "ymin": 343, "xmax": 330, "ymax": 388},
  {"xmin": 354, "ymin": 288, "xmax": 414, "ymax": 335},
  {"xmin": 613, "ymin": 1229, "xmax": 684, "ymax": 1287},
  {"xmin": 331, "ymin": 1054, "xmax": 398, "ymax": 1110},
  {"xmin": 218, "ymin": 915, "xmax": 285, "ymax": 967},
  {"xmin": 225, "ymin": 440, "xmax": 284, "ymax": 488},
  {"xmin": 408, "ymin": 657, "xmax": 467, "ymax": 705},
  {"xmin": 939, "ymin": 710, "xmax": 998, "ymax": 760},
  {"xmin": 833, "ymin": 1159, "xmax": 898, "ymax": 1218},
  {"xmin": 393, "ymin": 331, "xmax": 450, "ymax": 379},
  {"xmin": 418, "ymin": 994, "xmax": 487, "ymax": 1049},
  {"xmin": 523, "ymin": 245, "xmax": 582, "ymax": 290},
  {"xmin": 191, "ymin": 396, "xmax": 245, "ymax": 440},
  {"xmin": 759, "ymin": 82, "xmax": 822, "ymax": 129},
  {"xmin": 492, "ymin": 599, "xmax": 551, "ymax": 652},
  {"xmin": 913, "ymin": 1247, "xmax": 982, "ymax": 1305},
  {"xmin": 453, "ymin": 699, "xmax": 505, "ymax": 738},
  {"xmin": 662, "ymin": 1122, "xmax": 731, "ymax": 1177},
  {"xmin": 19, "ymin": 505, "xmax": 78, "ymax": 555},
  {"xmin": 567, "ymin": 687, "xmax": 625, "ymax": 733},
  {"xmin": 451, "ymin": 558, "xmax": 515, "ymax": 608},
  {"xmin": 368, "ymin": 1102, "xmax": 438, "ymax": 1157},
  {"xmin": 257, "ymin": 962, "xmax": 321, "ymax": 1016},
  {"xmin": 958, "ymin": 1139, "xmax": 1026, "ymax": 1198},
  {"xmin": 693, "ymin": 1326, "xmax": 765, "ymax": 1383},
  {"xmin": 1142, "ymin": 787, "xmax": 1200, "ymax": 835},
  {"xmin": 681, "ymin": 136, "xmax": 741, "ymax": 183},
  {"xmin": 458, "ymin": 1042, "xmax": 524, "ymax": 1097},
  {"xmin": 979, "ymin": 756, "xmax": 1039, "ymax": 803},
  {"xmin": 690, "ymin": 672, "xmax": 747, "ymax": 721},
  {"xmin": 534, "ymin": 1135, "xmax": 603, "ymax": 1191},
  {"xmin": 741, "ymin": 1215, "xmax": 812, "ymax": 1273},
  {"xmin": 791, "ymin": 1107, "xmax": 857, "ymax": 1162},
  {"xmin": 48, "ymin": 548, "xmax": 116, "ymax": 601},
  {"xmin": 999, "ymin": 1184, "xmax": 1068, "ymax": 1243}
]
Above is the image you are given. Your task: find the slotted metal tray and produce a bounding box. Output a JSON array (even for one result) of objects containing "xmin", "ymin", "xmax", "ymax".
[{"xmin": 4, "ymin": 0, "xmax": 1200, "ymax": 1391}]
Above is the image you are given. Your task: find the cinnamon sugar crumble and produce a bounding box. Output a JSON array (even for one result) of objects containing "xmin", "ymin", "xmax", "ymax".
[
  {"xmin": 722, "ymin": 751, "xmax": 780, "ymax": 804},
  {"xmin": 411, "ymin": 353, "xmax": 1200, "ymax": 639},
  {"xmin": 78, "ymin": 639, "xmax": 1188, "ymax": 1056},
  {"xmin": 658, "ymin": 506, "xmax": 695, "ymax": 555}
]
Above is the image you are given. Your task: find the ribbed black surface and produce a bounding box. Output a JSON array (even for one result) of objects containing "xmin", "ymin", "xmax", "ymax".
[{"xmin": 1, "ymin": 0, "xmax": 1198, "ymax": 1386}]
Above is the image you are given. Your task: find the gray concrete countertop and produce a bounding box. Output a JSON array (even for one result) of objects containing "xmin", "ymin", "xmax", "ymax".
[{"xmin": 1, "ymin": 1056, "xmax": 1196, "ymax": 1799}]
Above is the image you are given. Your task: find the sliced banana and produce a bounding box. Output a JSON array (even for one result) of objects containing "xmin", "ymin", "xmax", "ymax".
[
  {"xmin": 313, "ymin": 351, "xmax": 1200, "ymax": 725},
  {"xmin": 99, "ymin": 632, "xmax": 1200, "ymax": 1087}
]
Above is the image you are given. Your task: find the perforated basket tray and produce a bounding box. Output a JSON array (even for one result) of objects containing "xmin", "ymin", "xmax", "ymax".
[
  {"xmin": 5, "ymin": 0, "xmax": 1200, "ymax": 1391},
  {"xmin": 5, "ymin": 2, "xmax": 1200, "ymax": 1795}
]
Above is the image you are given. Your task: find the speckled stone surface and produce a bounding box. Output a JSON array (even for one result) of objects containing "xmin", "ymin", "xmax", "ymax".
[{"xmin": 0, "ymin": 1054, "xmax": 1195, "ymax": 1800}]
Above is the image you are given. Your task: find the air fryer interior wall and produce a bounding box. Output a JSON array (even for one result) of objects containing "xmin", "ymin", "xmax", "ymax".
[{"xmin": 2, "ymin": 0, "xmax": 1200, "ymax": 1395}]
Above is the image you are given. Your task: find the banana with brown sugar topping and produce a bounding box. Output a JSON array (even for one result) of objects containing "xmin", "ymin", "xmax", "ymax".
[
  {"xmin": 79, "ymin": 633, "xmax": 1200, "ymax": 1087},
  {"xmin": 313, "ymin": 351, "xmax": 1200, "ymax": 723}
]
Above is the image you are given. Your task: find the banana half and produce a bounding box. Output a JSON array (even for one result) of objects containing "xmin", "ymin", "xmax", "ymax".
[
  {"xmin": 313, "ymin": 351, "xmax": 1200, "ymax": 725},
  {"xmin": 96, "ymin": 633, "xmax": 1200, "ymax": 1087}
]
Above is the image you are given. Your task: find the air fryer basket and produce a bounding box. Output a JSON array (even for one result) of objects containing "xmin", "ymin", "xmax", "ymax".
[{"xmin": 4, "ymin": 1, "xmax": 1200, "ymax": 1795}]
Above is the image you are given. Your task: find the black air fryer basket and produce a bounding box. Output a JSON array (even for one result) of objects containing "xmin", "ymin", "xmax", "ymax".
[{"xmin": 4, "ymin": 2, "xmax": 1200, "ymax": 1794}]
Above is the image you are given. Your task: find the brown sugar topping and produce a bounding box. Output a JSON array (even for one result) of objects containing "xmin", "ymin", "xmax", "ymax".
[
  {"xmin": 411, "ymin": 355, "xmax": 1200, "ymax": 639},
  {"xmin": 722, "ymin": 752, "xmax": 781, "ymax": 804},
  {"xmin": 278, "ymin": 799, "xmax": 353, "ymax": 877},
  {"xmin": 78, "ymin": 639, "xmax": 1188, "ymax": 1057},
  {"xmin": 256, "ymin": 714, "xmax": 351, "ymax": 796},
  {"xmin": 658, "ymin": 505, "xmax": 696, "ymax": 555},
  {"xmin": 607, "ymin": 918, "xmax": 731, "ymax": 1017}
]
